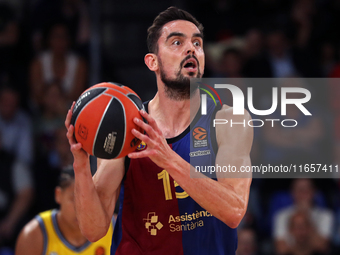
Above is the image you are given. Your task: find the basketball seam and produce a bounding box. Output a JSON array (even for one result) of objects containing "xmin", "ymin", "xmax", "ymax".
[
  {"xmin": 115, "ymin": 98, "xmax": 127, "ymax": 158},
  {"xmin": 72, "ymin": 89, "xmax": 105, "ymax": 143},
  {"xmin": 126, "ymin": 93, "xmax": 144, "ymax": 111},
  {"xmin": 92, "ymin": 96, "xmax": 115, "ymax": 156},
  {"xmin": 103, "ymin": 89, "xmax": 141, "ymax": 111}
]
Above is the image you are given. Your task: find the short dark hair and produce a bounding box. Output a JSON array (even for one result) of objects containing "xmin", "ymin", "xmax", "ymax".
[
  {"xmin": 147, "ymin": 6, "xmax": 204, "ymax": 54},
  {"xmin": 58, "ymin": 165, "xmax": 75, "ymax": 189}
]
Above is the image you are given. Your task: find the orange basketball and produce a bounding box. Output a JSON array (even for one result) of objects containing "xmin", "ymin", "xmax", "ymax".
[{"xmin": 71, "ymin": 82, "xmax": 144, "ymax": 159}]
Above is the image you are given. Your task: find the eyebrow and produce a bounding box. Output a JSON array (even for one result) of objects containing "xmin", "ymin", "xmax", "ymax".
[
  {"xmin": 193, "ymin": 33, "xmax": 203, "ymax": 39},
  {"xmin": 166, "ymin": 32, "xmax": 185, "ymax": 42},
  {"xmin": 165, "ymin": 32, "xmax": 204, "ymax": 42}
]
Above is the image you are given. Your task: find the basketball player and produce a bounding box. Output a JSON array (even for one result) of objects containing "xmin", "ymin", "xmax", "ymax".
[
  {"xmin": 65, "ymin": 7, "xmax": 252, "ymax": 255},
  {"xmin": 15, "ymin": 167, "xmax": 113, "ymax": 255}
]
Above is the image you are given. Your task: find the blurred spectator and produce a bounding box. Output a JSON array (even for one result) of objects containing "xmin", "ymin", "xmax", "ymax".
[
  {"xmin": 50, "ymin": 126, "xmax": 74, "ymax": 170},
  {"xmin": 0, "ymin": 87, "xmax": 33, "ymax": 165},
  {"xmin": 236, "ymin": 228, "xmax": 258, "ymax": 255},
  {"xmin": 243, "ymin": 29, "xmax": 264, "ymax": 60},
  {"xmin": 244, "ymin": 29, "xmax": 321, "ymax": 78},
  {"xmin": 215, "ymin": 48, "xmax": 244, "ymax": 78},
  {"xmin": 320, "ymin": 42, "xmax": 336, "ymax": 77},
  {"xmin": 32, "ymin": 125, "xmax": 73, "ymax": 215},
  {"xmin": 29, "ymin": 0, "xmax": 90, "ymax": 55},
  {"xmin": 30, "ymin": 22, "xmax": 86, "ymax": 108},
  {"xmin": 285, "ymin": 210, "xmax": 325, "ymax": 255},
  {"xmin": 0, "ymin": 131, "xmax": 34, "ymax": 251},
  {"xmin": 0, "ymin": 3, "xmax": 28, "ymax": 98},
  {"xmin": 34, "ymin": 82, "xmax": 67, "ymax": 155},
  {"xmin": 274, "ymin": 179, "xmax": 333, "ymax": 255},
  {"xmin": 0, "ymin": 3, "xmax": 19, "ymax": 55},
  {"xmin": 290, "ymin": 0, "xmax": 315, "ymax": 48},
  {"xmin": 262, "ymin": 79, "xmax": 324, "ymax": 165}
]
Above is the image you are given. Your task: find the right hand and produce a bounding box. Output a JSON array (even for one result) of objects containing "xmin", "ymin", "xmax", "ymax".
[{"xmin": 65, "ymin": 102, "xmax": 90, "ymax": 168}]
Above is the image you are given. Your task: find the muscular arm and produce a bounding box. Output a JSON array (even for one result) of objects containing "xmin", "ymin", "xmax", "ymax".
[
  {"xmin": 129, "ymin": 107, "xmax": 253, "ymax": 228},
  {"xmin": 15, "ymin": 219, "xmax": 43, "ymax": 255},
  {"xmin": 65, "ymin": 105, "xmax": 124, "ymax": 242}
]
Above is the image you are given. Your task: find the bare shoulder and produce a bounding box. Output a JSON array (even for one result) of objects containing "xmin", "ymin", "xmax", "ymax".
[{"xmin": 15, "ymin": 218, "xmax": 43, "ymax": 255}]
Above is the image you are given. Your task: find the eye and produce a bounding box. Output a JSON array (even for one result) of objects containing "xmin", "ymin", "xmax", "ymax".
[
  {"xmin": 193, "ymin": 41, "xmax": 201, "ymax": 47},
  {"xmin": 173, "ymin": 40, "xmax": 181, "ymax": 46}
]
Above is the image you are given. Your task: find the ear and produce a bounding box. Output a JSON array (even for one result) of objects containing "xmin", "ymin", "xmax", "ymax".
[
  {"xmin": 55, "ymin": 187, "xmax": 62, "ymax": 205},
  {"xmin": 144, "ymin": 53, "xmax": 158, "ymax": 71}
]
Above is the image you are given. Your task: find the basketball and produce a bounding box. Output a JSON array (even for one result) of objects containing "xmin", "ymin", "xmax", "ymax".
[{"xmin": 70, "ymin": 82, "xmax": 144, "ymax": 159}]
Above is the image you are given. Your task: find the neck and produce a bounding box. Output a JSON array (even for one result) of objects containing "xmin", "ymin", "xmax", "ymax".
[
  {"xmin": 148, "ymin": 82, "xmax": 200, "ymax": 139},
  {"xmin": 57, "ymin": 211, "xmax": 87, "ymax": 246}
]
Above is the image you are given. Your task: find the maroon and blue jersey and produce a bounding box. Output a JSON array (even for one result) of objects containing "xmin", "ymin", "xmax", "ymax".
[{"xmin": 111, "ymin": 99, "xmax": 237, "ymax": 255}]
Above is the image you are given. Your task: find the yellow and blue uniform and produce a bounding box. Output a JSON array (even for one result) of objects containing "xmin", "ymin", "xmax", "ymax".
[{"xmin": 36, "ymin": 209, "xmax": 113, "ymax": 255}]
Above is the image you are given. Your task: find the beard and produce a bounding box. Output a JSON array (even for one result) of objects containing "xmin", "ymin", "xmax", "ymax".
[{"xmin": 159, "ymin": 55, "xmax": 202, "ymax": 101}]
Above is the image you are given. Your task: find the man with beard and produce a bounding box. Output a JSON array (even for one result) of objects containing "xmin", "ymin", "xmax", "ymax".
[{"xmin": 65, "ymin": 7, "xmax": 253, "ymax": 255}]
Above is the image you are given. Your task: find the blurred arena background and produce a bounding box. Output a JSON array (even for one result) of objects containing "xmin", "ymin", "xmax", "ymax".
[{"xmin": 1, "ymin": 0, "xmax": 340, "ymax": 254}]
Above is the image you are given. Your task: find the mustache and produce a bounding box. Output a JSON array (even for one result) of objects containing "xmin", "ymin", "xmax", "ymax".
[{"xmin": 180, "ymin": 55, "xmax": 199, "ymax": 68}]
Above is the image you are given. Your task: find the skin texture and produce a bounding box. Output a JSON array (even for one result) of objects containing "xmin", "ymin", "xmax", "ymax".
[
  {"xmin": 15, "ymin": 183, "xmax": 89, "ymax": 255},
  {"xmin": 65, "ymin": 19, "xmax": 252, "ymax": 241}
]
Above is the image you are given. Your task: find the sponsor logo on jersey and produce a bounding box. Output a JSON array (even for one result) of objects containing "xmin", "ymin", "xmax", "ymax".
[
  {"xmin": 137, "ymin": 141, "xmax": 146, "ymax": 150},
  {"xmin": 143, "ymin": 212, "xmax": 163, "ymax": 236},
  {"xmin": 189, "ymin": 149, "xmax": 211, "ymax": 157},
  {"xmin": 192, "ymin": 127, "xmax": 208, "ymax": 148},
  {"xmin": 168, "ymin": 210, "xmax": 213, "ymax": 232}
]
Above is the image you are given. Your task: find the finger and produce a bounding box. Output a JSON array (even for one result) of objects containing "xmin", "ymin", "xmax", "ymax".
[
  {"xmin": 65, "ymin": 101, "xmax": 76, "ymax": 129},
  {"xmin": 128, "ymin": 150, "xmax": 153, "ymax": 159},
  {"xmin": 70, "ymin": 142, "xmax": 83, "ymax": 153},
  {"xmin": 139, "ymin": 110, "xmax": 162, "ymax": 135},
  {"xmin": 65, "ymin": 109, "xmax": 72, "ymax": 129},
  {"xmin": 131, "ymin": 128, "xmax": 154, "ymax": 146},
  {"xmin": 66, "ymin": 124, "xmax": 77, "ymax": 145},
  {"xmin": 133, "ymin": 117, "xmax": 157, "ymax": 139},
  {"xmin": 70, "ymin": 143, "xmax": 89, "ymax": 160}
]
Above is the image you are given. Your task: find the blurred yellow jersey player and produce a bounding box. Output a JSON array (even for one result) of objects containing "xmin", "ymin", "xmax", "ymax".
[{"xmin": 15, "ymin": 166, "xmax": 113, "ymax": 255}]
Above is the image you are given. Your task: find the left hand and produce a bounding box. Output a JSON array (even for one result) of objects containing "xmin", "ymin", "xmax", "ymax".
[{"xmin": 128, "ymin": 110, "xmax": 175, "ymax": 169}]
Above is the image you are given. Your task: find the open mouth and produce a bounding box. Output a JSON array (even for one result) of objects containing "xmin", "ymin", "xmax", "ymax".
[{"xmin": 183, "ymin": 58, "xmax": 198, "ymax": 72}]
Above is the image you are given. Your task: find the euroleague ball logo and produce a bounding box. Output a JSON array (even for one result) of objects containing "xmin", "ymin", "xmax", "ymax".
[
  {"xmin": 193, "ymin": 127, "xmax": 207, "ymax": 140},
  {"xmin": 78, "ymin": 124, "xmax": 88, "ymax": 140}
]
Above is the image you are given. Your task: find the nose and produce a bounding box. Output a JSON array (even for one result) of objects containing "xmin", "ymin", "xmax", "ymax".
[{"xmin": 185, "ymin": 41, "xmax": 195, "ymax": 55}]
